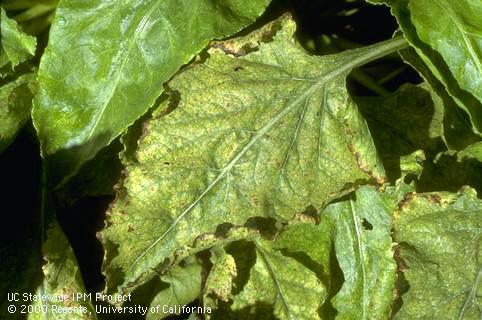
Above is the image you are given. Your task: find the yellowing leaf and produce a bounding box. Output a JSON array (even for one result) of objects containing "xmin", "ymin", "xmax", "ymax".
[
  {"xmin": 394, "ymin": 188, "xmax": 482, "ymax": 319},
  {"xmin": 230, "ymin": 239, "xmax": 325, "ymax": 320},
  {"xmin": 100, "ymin": 16, "xmax": 407, "ymax": 296}
]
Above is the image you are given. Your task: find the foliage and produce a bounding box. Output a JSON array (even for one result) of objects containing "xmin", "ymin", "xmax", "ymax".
[{"xmin": 1, "ymin": 0, "xmax": 481, "ymax": 319}]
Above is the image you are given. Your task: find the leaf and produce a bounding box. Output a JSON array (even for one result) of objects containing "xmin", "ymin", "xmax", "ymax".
[
  {"xmin": 230, "ymin": 239, "xmax": 325, "ymax": 320},
  {"xmin": 356, "ymin": 83, "xmax": 443, "ymax": 181},
  {"xmin": 399, "ymin": 47, "xmax": 481, "ymax": 151},
  {"xmin": 27, "ymin": 221, "xmax": 97, "ymax": 320},
  {"xmin": 146, "ymin": 258, "xmax": 202, "ymax": 320},
  {"xmin": 99, "ymin": 16, "xmax": 407, "ymax": 295},
  {"xmin": 330, "ymin": 186, "xmax": 398, "ymax": 320},
  {"xmin": 393, "ymin": 188, "xmax": 482, "ymax": 319},
  {"xmin": 55, "ymin": 139, "xmax": 123, "ymax": 206},
  {"xmin": 416, "ymin": 152, "xmax": 482, "ymax": 194},
  {"xmin": 0, "ymin": 72, "xmax": 35, "ymax": 153},
  {"xmin": 273, "ymin": 209, "xmax": 340, "ymax": 318},
  {"xmin": 0, "ymin": 8, "xmax": 36, "ymax": 75},
  {"xmin": 379, "ymin": 0, "xmax": 482, "ymax": 133},
  {"xmin": 457, "ymin": 141, "xmax": 482, "ymax": 162},
  {"xmin": 203, "ymin": 248, "xmax": 237, "ymax": 309},
  {"xmin": 32, "ymin": 0, "xmax": 271, "ymax": 185}
]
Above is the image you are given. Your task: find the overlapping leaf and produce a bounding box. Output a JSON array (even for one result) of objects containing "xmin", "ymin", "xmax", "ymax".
[
  {"xmin": 0, "ymin": 8, "xmax": 36, "ymax": 76},
  {"xmin": 100, "ymin": 16, "xmax": 408, "ymax": 296},
  {"xmin": 32, "ymin": 0, "xmax": 271, "ymax": 185},
  {"xmin": 394, "ymin": 188, "xmax": 482, "ymax": 319},
  {"xmin": 330, "ymin": 186, "xmax": 398, "ymax": 320},
  {"xmin": 399, "ymin": 47, "xmax": 481, "ymax": 151},
  {"xmin": 229, "ymin": 239, "xmax": 325, "ymax": 320},
  {"xmin": 27, "ymin": 221, "xmax": 96, "ymax": 320},
  {"xmin": 146, "ymin": 258, "xmax": 202, "ymax": 320},
  {"xmin": 356, "ymin": 83, "xmax": 443, "ymax": 180},
  {"xmin": 372, "ymin": 0, "xmax": 482, "ymax": 133},
  {"xmin": 0, "ymin": 72, "xmax": 35, "ymax": 153},
  {"xmin": 457, "ymin": 141, "xmax": 482, "ymax": 163}
]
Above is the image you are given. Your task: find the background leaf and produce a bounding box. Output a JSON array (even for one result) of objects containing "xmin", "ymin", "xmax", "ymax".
[
  {"xmin": 32, "ymin": 0, "xmax": 271, "ymax": 185},
  {"xmin": 229, "ymin": 239, "xmax": 325, "ymax": 320},
  {"xmin": 27, "ymin": 221, "xmax": 97, "ymax": 320},
  {"xmin": 0, "ymin": 8, "xmax": 36, "ymax": 76},
  {"xmin": 146, "ymin": 258, "xmax": 202, "ymax": 320},
  {"xmin": 394, "ymin": 188, "xmax": 482, "ymax": 319},
  {"xmin": 379, "ymin": 0, "xmax": 482, "ymax": 133},
  {"xmin": 0, "ymin": 72, "xmax": 35, "ymax": 153}
]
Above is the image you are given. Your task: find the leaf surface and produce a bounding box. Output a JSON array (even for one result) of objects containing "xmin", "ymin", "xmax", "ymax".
[
  {"xmin": 399, "ymin": 47, "xmax": 481, "ymax": 151},
  {"xmin": 100, "ymin": 16, "xmax": 407, "ymax": 295},
  {"xmin": 331, "ymin": 186, "xmax": 397, "ymax": 320},
  {"xmin": 0, "ymin": 8, "xmax": 36, "ymax": 75},
  {"xmin": 146, "ymin": 258, "xmax": 202, "ymax": 320},
  {"xmin": 457, "ymin": 141, "xmax": 482, "ymax": 162},
  {"xmin": 0, "ymin": 72, "xmax": 35, "ymax": 152},
  {"xmin": 203, "ymin": 248, "xmax": 237, "ymax": 310},
  {"xmin": 230, "ymin": 239, "xmax": 325, "ymax": 320},
  {"xmin": 27, "ymin": 221, "xmax": 97, "ymax": 320},
  {"xmin": 32, "ymin": 0, "xmax": 270, "ymax": 184},
  {"xmin": 394, "ymin": 188, "xmax": 482, "ymax": 319},
  {"xmin": 380, "ymin": 0, "xmax": 482, "ymax": 132}
]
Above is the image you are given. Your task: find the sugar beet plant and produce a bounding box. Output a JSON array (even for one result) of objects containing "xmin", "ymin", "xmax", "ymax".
[{"xmin": 1, "ymin": 0, "xmax": 481, "ymax": 319}]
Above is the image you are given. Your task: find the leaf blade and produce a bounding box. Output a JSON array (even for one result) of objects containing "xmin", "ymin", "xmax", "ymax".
[{"xmin": 32, "ymin": 0, "xmax": 271, "ymax": 184}]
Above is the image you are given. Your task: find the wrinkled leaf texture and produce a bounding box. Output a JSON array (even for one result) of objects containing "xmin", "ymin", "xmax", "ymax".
[
  {"xmin": 100, "ymin": 15, "xmax": 407, "ymax": 298},
  {"xmin": 0, "ymin": 8, "xmax": 36, "ymax": 76},
  {"xmin": 33, "ymin": 0, "xmax": 271, "ymax": 185}
]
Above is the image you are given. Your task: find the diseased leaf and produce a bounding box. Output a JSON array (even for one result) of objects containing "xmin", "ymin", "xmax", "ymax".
[
  {"xmin": 0, "ymin": 72, "xmax": 35, "ymax": 152},
  {"xmin": 32, "ymin": 0, "xmax": 271, "ymax": 185},
  {"xmin": 379, "ymin": 0, "xmax": 482, "ymax": 133},
  {"xmin": 331, "ymin": 186, "xmax": 397, "ymax": 320},
  {"xmin": 203, "ymin": 248, "xmax": 237, "ymax": 310},
  {"xmin": 230, "ymin": 239, "xmax": 325, "ymax": 320},
  {"xmin": 0, "ymin": 8, "xmax": 36, "ymax": 75},
  {"xmin": 273, "ymin": 209, "xmax": 340, "ymax": 319},
  {"xmin": 27, "ymin": 221, "xmax": 96, "ymax": 320},
  {"xmin": 394, "ymin": 188, "xmax": 482, "ymax": 319},
  {"xmin": 100, "ymin": 16, "xmax": 407, "ymax": 296},
  {"xmin": 146, "ymin": 258, "xmax": 202, "ymax": 320}
]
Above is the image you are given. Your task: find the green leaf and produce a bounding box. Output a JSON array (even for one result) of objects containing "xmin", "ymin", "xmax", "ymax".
[
  {"xmin": 380, "ymin": 0, "xmax": 482, "ymax": 133},
  {"xmin": 457, "ymin": 141, "xmax": 482, "ymax": 162},
  {"xmin": 27, "ymin": 221, "xmax": 97, "ymax": 320},
  {"xmin": 273, "ymin": 209, "xmax": 340, "ymax": 318},
  {"xmin": 32, "ymin": 0, "xmax": 271, "ymax": 185},
  {"xmin": 416, "ymin": 151, "xmax": 482, "ymax": 194},
  {"xmin": 0, "ymin": 72, "xmax": 35, "ymax": 153},
  {"xmin": 0, "ymin": 8, "xmax": 36, "ymax": 75},
  {"xmin": 100, "ymin": 16, "xmax": 407, "ymax": 296},
  {"xmin": 399, "ymin": 47, "xmax": 481, "ymax": 151},
  {"xmin": 356, "ymin": 83, "xmax": 443, "ymax": 181},
  {"xmin": 393, "ymin": 188, "xmax": 482, "ymax": 319},
  {"xmin": 146, "ymin": 258, "xmax": 202, "ymax": 320},
  {"xmin": 331, "ymin": 186, "xmax": 398, "ymax": 320},
  {"xmin": 230, "ymin": 239, "xmax": 325, "ymax": 320}
]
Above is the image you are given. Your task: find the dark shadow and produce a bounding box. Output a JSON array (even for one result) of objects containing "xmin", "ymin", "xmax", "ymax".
[{"xmin": 0, "ymin": 124, "xmax": 42, "ymax": 320}]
